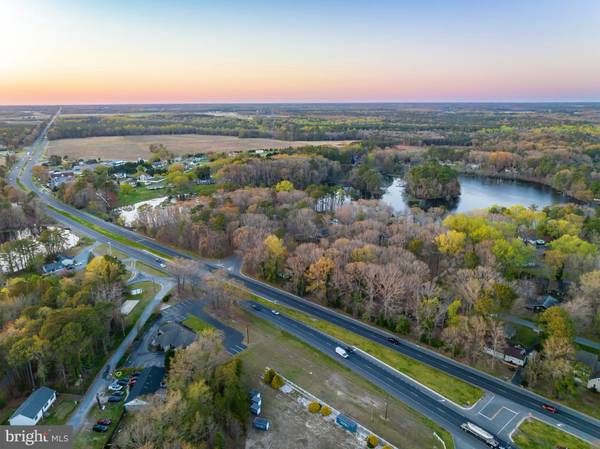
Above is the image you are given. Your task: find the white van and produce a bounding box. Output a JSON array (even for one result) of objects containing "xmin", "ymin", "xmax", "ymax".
[{"xmin": 335, "ymin": 346, "xmax": 349, "ymax": 359}]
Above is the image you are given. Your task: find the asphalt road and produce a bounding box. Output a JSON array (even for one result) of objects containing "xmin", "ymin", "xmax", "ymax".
[
  {"xmin": 243, "ymin": 301, "xmax": 501, "ymax": 449},
  {"xmin": 10, "ymin": 115, "xmax": 600, "ymax": 444}
]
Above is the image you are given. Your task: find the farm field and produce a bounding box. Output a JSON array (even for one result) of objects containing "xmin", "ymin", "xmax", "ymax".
[{"xmin": 47, "ymin": 134, "xmax": 351, "ymax": 160}]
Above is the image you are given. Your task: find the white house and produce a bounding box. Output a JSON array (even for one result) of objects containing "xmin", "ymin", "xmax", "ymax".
[
  {"xmin": 9, "ymin": 387, "xmax": 57, "ymax": 426},
  {"xmin": 483, "ymin": 345, "xmax": 527, "ymax": 367},
  {"xmin": 588, "ymin": 371, "xmax": 600, "ymax": 392}
]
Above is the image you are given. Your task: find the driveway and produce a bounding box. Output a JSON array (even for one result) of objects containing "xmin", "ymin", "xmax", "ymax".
[{"xmin": 160, "ymin": 299, "xmax": 247, "ymax": 355}]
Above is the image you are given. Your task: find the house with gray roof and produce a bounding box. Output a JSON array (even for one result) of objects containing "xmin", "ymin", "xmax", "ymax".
[
  {"xmin": 9, "ymin": 386, "xmax": 56, "ymax": 426},
  {"xmin": 124, "ymin": 366, "xmax": 166, "ymax": 411}
]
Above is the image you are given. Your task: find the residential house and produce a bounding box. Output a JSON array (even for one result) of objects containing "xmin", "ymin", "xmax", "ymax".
[
  {"xmin": 9, "ymin": 387, "xmax": 57, "ymax": 426},
  {"xmin": 588, "ymin": 371, "xmax": 600, "ymax": 393},
  {"xmin": 42, "ymin": 255, "xmax": 75, "ymax": 275},
  {"xmin": 151, "ymin": 322, "xmax": 196, "ymax": 352},
  {"xmin": 48, "ymin": 170, "xmax": 74, "ymax": 189},
  {"xmin": 483, "ymin": 344, "xmax": 527, "ymax": 367},
  {"xmin": 526, "ymin": 295, "xmax": 559, "ymax": 313},
  {"xmin": 588, "ymin": 371, "xmax": 600, "ymax": 392},
  {"xmin": 124, "ymin": 366, "xmax": 166, "ymax": 411}
]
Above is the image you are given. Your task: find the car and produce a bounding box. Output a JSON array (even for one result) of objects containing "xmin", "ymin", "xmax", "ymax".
[
  {"xmin": 129, "ymin": 379, "xmax": 137, "ymax": 386},
  {"xmin": 108, "ymin": 382, "xmax": 123, "ymax": 391},
  {"xmin": 103, "ymin": 365, "xmax": 111, "ymax": 379},
  {"xmin": 251, "ymin": 303, "xmax": 262, "ymax": 310},
  {"xmin": 132, "ymin": 371, "xmax": 141, "ymax": 377},
  {"xmin": 92, "ymin": 424, "xmax": 108, "ymax": 432},
  {"xmin": 387, "ymin": 336, "xmax": 400, "ymax": 345},
  {"xmin": 271, "ymin": 309, "xmax": 280, "ymax": 315},
  {"xmin": 345, "ymin": 346, "xmax": 356, "ymax": 354},
  {"xmin": 253, "ymin": 417, "xmax": 270, "ymax": 431},
  {"xmin": 541, "ymin": 404, "xmax": 558, "ymax": 413},
  {"xmin": 107, "ymin": 395, "xmax": 122, "ymax": 403},
  {"xmin": 117, "ymin": 379, "xmax": 128, "ymax": 386},
  {"xmin": 97, "ymin": 418, "xmax": 112, "ymax": 426},
  {"xmin": 111, "ymin": 391, "xmax": 125, "ymax": 397}
]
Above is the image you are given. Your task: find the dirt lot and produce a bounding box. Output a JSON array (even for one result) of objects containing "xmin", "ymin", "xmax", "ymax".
[
  {"xmin": 246, "ymin": 382, "xmax": 364, "ymax": 449},
  {"xmin": 47, "ymin": 134, "xmax": 351, "ymax": 160},
  {"xmin": 221, "ymin": 305, "xmax": 451, "ymax": 449}
]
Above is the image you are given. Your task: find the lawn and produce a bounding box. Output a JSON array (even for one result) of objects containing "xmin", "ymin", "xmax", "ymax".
[
  {"xmin": 118, "ymin": 183, "xmax": 218, "ymax": 207},
  {"xmin": 94, "ymin": 243, "xmax": 129, "ymax": 259},
  {"xmin": 136, "ymin": 261, "xmax": 168, "ymax": 277},
  {"xmin": 513, "ymin": 418, "xmax": 594, "ymax": 449},
  {"xmin": 74, "ymin": 402, "xmax": 124, "ymax": 449},
  {"xmin": 235, "ymin": 308, "xmax": 454, "ymax": 449},
  {"xmin": 42, "ymin": 398, "xmax": 79, "ymax": 425},
  {"xmin": 511, "ymin": 324, "xmax": 540, "ymax": 348},
  {"xmin": 251, "ymin": 296, "xmax": 484, "ymax": 407},
  {"xmin": 126, "ymin": 280, "xmax": 159, "ymax": 326},
  {"xmin": 181, "ymin": 314, "xmax": 213, "ymax": 333}
]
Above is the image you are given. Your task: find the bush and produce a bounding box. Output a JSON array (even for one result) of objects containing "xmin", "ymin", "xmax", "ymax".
[
  {"xmin": 263, "ymin": 368, "xmax": 276, "ymax": 385},
  {"xmin": 270, "ymin": 373, "xmax": 285, "ymax": 389},
  {"xmin": 395, "ymin": 317, "xmax": 411, "ymax": 335},
  {"xmin": 366, "ymin": 434, "xmax": 379, "ymax": 448},
  {"xmin": 320, "ymin": 405, "xmax": 331, "ymax": 416},
  {"xmin": 308, "ymin": 401, "xmax": 321, "ymax": 413}
]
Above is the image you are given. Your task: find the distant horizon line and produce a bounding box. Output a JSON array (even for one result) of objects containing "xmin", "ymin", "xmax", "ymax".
[{"xmin": 2, "ymin": 100, "xmax": 600, "ymax": 107}]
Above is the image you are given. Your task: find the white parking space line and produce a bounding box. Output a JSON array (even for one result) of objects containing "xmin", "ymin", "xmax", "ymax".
[{"xmin": 498, "ymin": 412, "xmax": 519, "ymax": 433}]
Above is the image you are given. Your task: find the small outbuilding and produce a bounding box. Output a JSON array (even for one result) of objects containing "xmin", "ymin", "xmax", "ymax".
[
  {"xmin": 9, "ymin": 387, "xmax": 57, "ymax": 426},
  {"xmin": 588, "ymin": 371, "xmax": 600, "ymax": 392}
]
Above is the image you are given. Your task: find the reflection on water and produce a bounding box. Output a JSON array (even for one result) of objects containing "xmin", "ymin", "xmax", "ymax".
[{"xmin": 381, "ymin": 176, "xmax": 569, "ymax": 213}]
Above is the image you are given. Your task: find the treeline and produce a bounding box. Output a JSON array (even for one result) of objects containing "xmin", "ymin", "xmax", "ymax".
[
  {"xmin": 0, "ymin": 256, "xmax": 128, "ymax": 391},
  {"xmin": 136, "ymin": 174, "xmax": 600, "ymax": 398},
  {"xmin": 0, "ymin": 121, "xmax": 47, "ymax": 150},
  {"xmin": 116, "ymin": 330, "xmax": 248, "ymax": 449}
]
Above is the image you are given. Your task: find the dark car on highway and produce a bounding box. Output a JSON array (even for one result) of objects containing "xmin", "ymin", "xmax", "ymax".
[
  {"xmin": 387, "ymin": 336, "xmax": 400, "ymax": 345},
  {"xmin": 92, "ymin": 424, "xmax": 108, "ymax": 432}
]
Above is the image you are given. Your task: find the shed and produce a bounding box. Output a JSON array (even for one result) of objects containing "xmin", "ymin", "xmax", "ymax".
[{"xmin": 9, "ymin": 387, "xmax": 57, "ymax": 426}]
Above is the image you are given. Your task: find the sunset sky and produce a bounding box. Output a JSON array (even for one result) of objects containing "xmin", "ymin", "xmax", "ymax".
[{"xmin": 1, "ymin": 0, "xmax": 600, "ymax": 105}]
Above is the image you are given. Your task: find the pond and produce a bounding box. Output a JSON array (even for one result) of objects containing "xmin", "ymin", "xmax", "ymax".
[{"xmin": 381, "ymin": 175, "xmax": 569, "ymax": 214}]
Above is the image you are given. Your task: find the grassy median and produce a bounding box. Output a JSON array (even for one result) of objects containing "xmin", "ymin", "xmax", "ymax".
[
  {"xmin": 513, "ymin": 418, "xmax": 594, "ymax": 449},
  {"xmin": 237, "ymin": 308, "xmax": 455, "ymax": 449},
  {"xmin": 252, "ymin": 296, "xmax": 484, "ymax": 407},
  {"xmin": 46, "ymin": 205, "xmax": 172, "ymax": 259}
]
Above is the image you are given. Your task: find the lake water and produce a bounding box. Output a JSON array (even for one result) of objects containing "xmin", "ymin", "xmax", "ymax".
[{"xmin": 381, "ymin": 175, "xmax": 569, "ymax": 214}]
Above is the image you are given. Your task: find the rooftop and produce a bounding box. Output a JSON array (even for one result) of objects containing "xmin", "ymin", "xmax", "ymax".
[{"xmin": 10, "ymin": 386, "xmax": 56, "ymax": 420}]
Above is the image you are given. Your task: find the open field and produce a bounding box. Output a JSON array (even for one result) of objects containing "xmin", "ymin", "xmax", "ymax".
[
  {"xmin": 48, "ymin": 134, "xmax": 351, "ymax": 160},
  {"xmin": 227, "ymin": 306, "xmax": 453, "ymax": 449},
  {"xmin": 513, "ymin": 418, "xmax": 596, "ymax": 449}
]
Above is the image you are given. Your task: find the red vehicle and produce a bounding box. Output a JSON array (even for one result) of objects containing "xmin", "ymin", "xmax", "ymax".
[
  {"xmin": 129, "ymin": 378, "xmax": 137, "ymax": 386},
  {"xmin": 97, "ymin": 418, "xmax": 112, "ymax": 426},
  {"xmin": 542, "ymin": 404, "xmax": 558, "ymax": 414}
]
